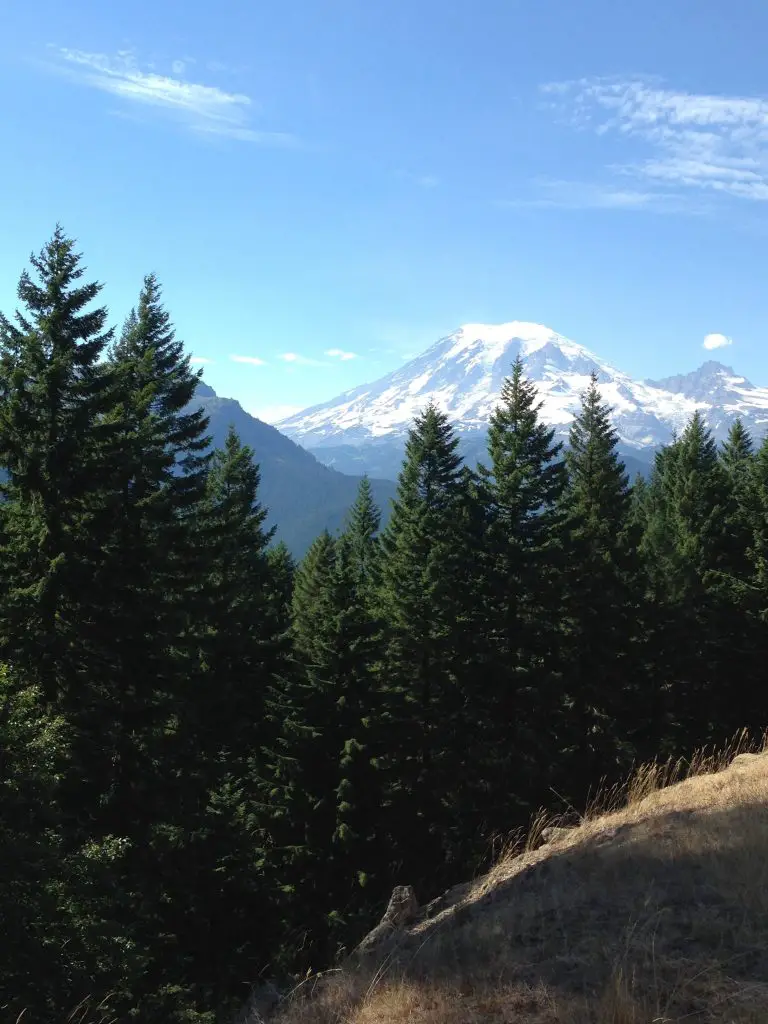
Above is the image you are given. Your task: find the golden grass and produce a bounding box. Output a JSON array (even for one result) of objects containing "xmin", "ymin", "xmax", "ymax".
[{"xmin": 268, "ymin": 732, "xmax": 768, "ymax": 1023}]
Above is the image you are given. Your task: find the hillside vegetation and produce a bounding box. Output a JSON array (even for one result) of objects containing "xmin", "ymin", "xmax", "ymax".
[
  {"xmin": 194, "ymin": 384, "xmax": 396, "ymax": 556},
  {"xmin": 1, "ymin": 229, "xmax": 768, "ymax": 1020},
  {"xmin": 272, "ymin": 738, "xmax": 768, "ymax": 1024}
]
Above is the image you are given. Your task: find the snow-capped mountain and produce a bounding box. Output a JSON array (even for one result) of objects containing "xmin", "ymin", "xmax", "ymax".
[{"xmin": 277, "ymin": 322, "xmax": 768, "ymax": 478}]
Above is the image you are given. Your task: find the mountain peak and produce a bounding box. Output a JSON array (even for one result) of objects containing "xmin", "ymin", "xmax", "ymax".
[
  {"xmin": 455, "ymin": 321, "xmax": 559, "ymax": 348},
  {"xmin": 697, "ymin": 359, "xmax": 737, "ymax": 376},
  {"xmin": 442, "ymin": 321, "xmax": 588, "ymax": 361},
  {"xmin": 647, "ymin": 361, "xmax": 753, "ymax": 397},
  {"xmin": 195, "ymin": 380, "xmax": 217, "ymax": 399},
  {"xmin": 278, "ymin": 320, "xmax": 768, "ymax": 455}
]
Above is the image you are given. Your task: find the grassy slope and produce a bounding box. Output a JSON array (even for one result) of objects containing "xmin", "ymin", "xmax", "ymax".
[{"xmin": 268, "ymin": 736, "xmax": 768, "ymax": 1024}]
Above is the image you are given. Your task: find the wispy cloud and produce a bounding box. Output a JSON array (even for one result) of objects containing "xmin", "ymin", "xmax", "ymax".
[
  {"xmin": 325, "ymin": 347, "xmax": 358, "ymax": 361},
  {"xmin": 499, "ymin": 180, "xmax": 661, "ymax": 211},
  {"xmin": 230, "ymin": 354, "xmax": 267, "ymax": 365},
  {"xmin": 279, "ymin": 352, "xmax": 324, "ymax": 366},
  {"xmin": 541, "ymin": 76, "xmax": 768, "ymax": 205},
  {"xmin": 703, "ymin": 332, "xmax": 733, "ymax": 351},
  {"xmin": 50, "ymin": 47, "xmax": 297, "ymax": 145},
  {"xmin": 190, "ymin": 356, "xmax": 214, "ymax": 365}
]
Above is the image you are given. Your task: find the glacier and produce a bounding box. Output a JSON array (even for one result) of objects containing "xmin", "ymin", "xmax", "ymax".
[{"xmin": 276, "ymin": 322, "xmax": 768, "ymax": 479}]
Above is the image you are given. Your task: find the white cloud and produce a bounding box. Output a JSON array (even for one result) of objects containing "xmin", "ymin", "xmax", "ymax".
[
  {"xmin": 279, "ymin": 352, "xmax": 323, "ymax": 366},
  {"xmin": 192, "ymin": 124, "xmax": 299, "ymax": 145},
  {"xmin": 703, "ymin": 332, "xmax": 733, "ymax": 350},
  {"xmin": 51, "ymin": 47, "xmax": 297, "ymax": 144},
  {"xmin": 251, "ymin": 403, "xmax": 305, "ymax": 424},
  {"xmin": 325, "ymin": 347, "xmax": 358, "ymax": 361},
  {"xmin": 230, "ymin": 354, "xmax": 267, "ymax": 365},
  {"xmin": 190, "ymin": 355, "xmax": 214, "ymax": 365},
  {"xmin": 541, "ymin": 76, "xmax": 768, "ymax": 204},
  {"xmin": 500, "ymin": 180, "xmax": 660, "ymax": 211}
]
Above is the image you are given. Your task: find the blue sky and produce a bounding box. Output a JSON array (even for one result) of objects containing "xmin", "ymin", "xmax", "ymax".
[{"xmin": 2, "ymin": 0, "xmax": 768, "ymax": 422}]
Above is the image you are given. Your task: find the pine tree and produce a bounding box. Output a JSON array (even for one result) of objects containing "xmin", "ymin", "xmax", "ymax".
[
  {"xmin": 747, "ymin": 436, "xmax": 768, "ymax": 620},
  {"xmin": 266, "ymin": 541, "xmax": 297, "ymax": 623},
  {"xmin": 263, "ymin": 528, "xmax": 385, "ymax": 969},
  {"xmin": 717, "ymin": 419, "xmax": 756, "ymax": 587},
  {"xmin": 290, "ymin": 530, "xmax": 337, "ymax": 655},
  {"xmin": 195, "ymin": 425, "xmax": 278, "ymax": 752},
  {"xmin": 376, "ymin": 404, "xmax": 481, "ymax": 892},
  {"xmin": 476, "ymin": 357, "xmax": 567, "ymax": 819},
  {"xmin": 80, "ymin": 276, "xmax": 214, "ymax": 830},
  {"xmin": 164, "ymin": 425, "xmax": 289, "ymax": 1011},
  {"xmin": 555, "ymin": 373, "xmax": 643, "ymax": 796},
  {"xmin": 710, "ymin": 420, "xmax": 763, "ymax": 737},
  {"xmin": 343, "ymin": 474, "xmax": 382, "ymax": 592},
  {"xmin": 0, "ymin": 667, "xmax": 140, "ymax": 1018},
  {"xmin": 0, "ymin": 228, "xmax": 120, "ymax": 702},
  {"xmin": 0, "ymin": 668, "xmax": 70, "ymax": 1015},
  {"xmin": 639, "ymin": 413, "xmax": 748, "ymax": 747}
]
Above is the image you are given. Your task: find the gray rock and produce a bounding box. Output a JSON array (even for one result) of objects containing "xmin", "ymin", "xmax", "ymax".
[{"xmin": 353, "ymin": 885, "xmax": 419, "ymax": 958}]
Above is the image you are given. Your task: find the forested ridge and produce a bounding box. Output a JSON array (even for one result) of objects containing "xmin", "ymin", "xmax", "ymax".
[{"xmin": 1, "ymin": 230, "xmax": 767, "ymax": 1022}]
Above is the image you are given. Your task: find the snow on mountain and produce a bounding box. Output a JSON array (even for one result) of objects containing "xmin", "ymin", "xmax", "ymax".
[{"xmin": 277, "ymin": 322, "xmax": 768, "ymax": 454}]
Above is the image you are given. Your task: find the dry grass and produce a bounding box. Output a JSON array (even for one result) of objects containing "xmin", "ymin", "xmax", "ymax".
[
  {"xmin": 11, "ymin": 997, "xmax": 119, "ymax": 1024},
  {"xmin": 266, "ymin": 732, "xmax": 768, "ymax": 1023}
]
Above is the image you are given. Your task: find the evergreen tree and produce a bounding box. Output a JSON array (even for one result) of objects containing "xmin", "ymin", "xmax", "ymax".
[
  {"xmin": 264, "ymin": 529, "xmax": 385, "ymax": 968},
  {"xmin": 0, "ymin": 228, "xmax": 120, "ymax": 702},
  {"xmin": 267, "ymin": 540, "xmax": 297, "ymax": 623},
  {"xmin": 717, "ymin": 419, "xmax": 756, "ymax": 587},
  {"xmin": 84, "ymin": 275, "xmax": 213, "ymax": 826},
  {"xmin": 0, "ymin": 669, "xmax": 71, "ymax": 1015},
  {"xmin": 52, "ymin": 275, "xmax": 216, "ymax": 1018},
  {"xmin": 639, "ymin": 413, "xmax": 753, "ymax": 746},
  {"xmin": 747, "ymin": 436, "xmax": 768, "ymax": 620},
  {"xmin": 376, "ymin": 404, "xmax": 481, "ymax": 892},
  {"xmin": 476, "ymin": 357, "xmax": 567, "ymax": 819},
  {"xmin": 290, "ymin": 530, "xmax": 337, "ymax": 653},
  {"xmin": 343, "ymin": 475, "xmax": 382, "ymax": 593},
  {"xmin": 165, "ymin": 425, "xmax": 288, "ymax": 1012},
  {"xmin": 556, "ymin": 373, "xmax": 644, "ymax": 794},
  {"xmin": 195, "ymin": 425, "xmax": 278, "ymax": 756},
  {"xmin": 0, "ymin": 667, "xmax": 138, "ymax": 1019}
]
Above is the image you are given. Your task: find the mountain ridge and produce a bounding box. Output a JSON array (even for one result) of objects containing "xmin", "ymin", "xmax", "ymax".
[
  {"xmin": 190, "ymin": 382, "xmax": 396, "ymax": 555},
  {"xmin": 276, "ymin": 322, "xmax": 768, "ymax": 477}
]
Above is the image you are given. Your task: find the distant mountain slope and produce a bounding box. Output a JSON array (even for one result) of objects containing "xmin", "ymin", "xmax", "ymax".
[
  {"xmin": 192, "ymin": 382, "xmax": 396, "ymax": 556},
  {"xmin": 277, "ymin": 322, "xmax": 768, "ymax": 479}
]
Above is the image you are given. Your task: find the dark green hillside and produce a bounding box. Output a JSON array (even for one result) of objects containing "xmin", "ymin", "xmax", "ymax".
[{"xmin": 193, "ymin": 383, "xmax": 396, "ymax": 555}]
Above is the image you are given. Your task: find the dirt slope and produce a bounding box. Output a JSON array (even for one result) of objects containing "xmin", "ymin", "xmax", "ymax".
[{"xmin": 266, "ymin": 742, "xmax": 768, "ymax": 1023}]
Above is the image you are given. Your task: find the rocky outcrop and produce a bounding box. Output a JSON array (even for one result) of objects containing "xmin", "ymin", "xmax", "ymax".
[{"xmin": 352, "ymin": 885, "xmax": 419, "ymax": 960}]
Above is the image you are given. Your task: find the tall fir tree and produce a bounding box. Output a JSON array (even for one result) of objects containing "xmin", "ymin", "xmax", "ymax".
[
  {"xmin": 87, "ymin": 274, "xmax": 213, "ymax": 828},
  {"xmin": 376, "ymin": 404, "xmax": 483, "ymax": 892},
  {"xmin": 263, "ymin": 528, "xmax": 385, "ymax": 969},
  {"xmin": 475, "ymin": 357, "xmax": 567, "ymax": 819},
  {"xmin": 746, "ymin": 435, "xmax": 768, "ymax": 622},
  {"xmin": 170, "ymin": 425, "xmax": 288, "ymax": 1013},
  {"xmin": 61, "ymin": 272, "xmax": 223, "ymax": 1020},
  {"xmin": 266, "ymin": 540, "xmax": 297, "ymax": 623},
  {"xmin": 638, "ymin": 411, "xmax": 761, "ymax": 749},
  {"xmin": 343, "ymin": 474, "xmax": 382, "ymax": 593},
  {"xmin": 0, "ymin": 228, "xmax": 120, "ymax": 702},
  {"xmin": 555, "ymin": 373, "xmax": 645, "ymax": 795},
  {"xmin": 717, "ymin": 419, "xmax": 756, "ymax": 588}
]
